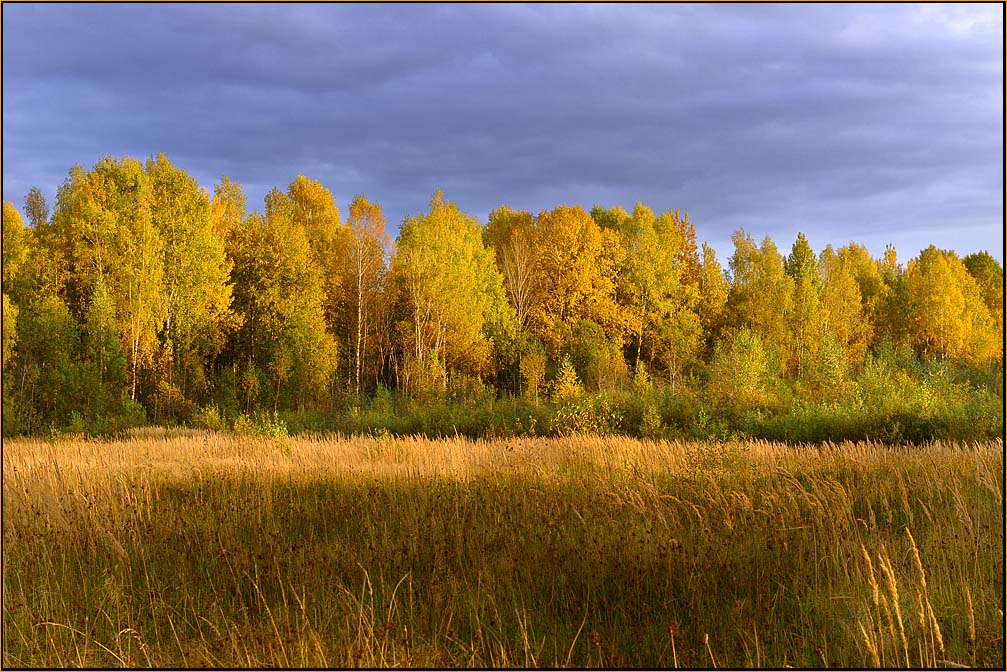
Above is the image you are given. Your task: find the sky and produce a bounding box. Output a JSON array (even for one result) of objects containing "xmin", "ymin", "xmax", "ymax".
[{"xmin": 2, "ymin": 2, "xmax": 1003, "ymax": 264}]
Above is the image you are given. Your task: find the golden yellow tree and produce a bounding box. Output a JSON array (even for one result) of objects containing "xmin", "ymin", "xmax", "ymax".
[
  {"xmin": 784, "ymin": 232, "xmax": 824, "ymax": 376},
  {"xmin": 344, "ymin": 194, "xmax": 389, "ymax": 396},
  {"xmin": 818, "ymin": 245, "xmax": 871, "ymax": 367},
  {"xmin": 528, "ymin": 205, "xmax": 624, "ymax": 356},
  {"xmin": 727, "ymin": 230, "xmax": 794, "ymax": 368},
  {"xmin": 906, "ymin": 246, "xmax": 998, "ymax": 363},
  {"xmin": 485, "ymin": 205, "xmax": 540, "ymax": 332},
  {"xmin": 389, "ymin": 190, "xmax": 514, "ymax": 394}
]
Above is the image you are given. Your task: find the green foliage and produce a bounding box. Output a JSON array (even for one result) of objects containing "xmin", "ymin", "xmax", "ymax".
[
  {"xmin": 551, "ymin": 395, "xmax": 622, "ymax": 436},
  {"xmin": 117, "ymin": 397, "xmax": 148, "ymax": 430},
  {"xmin": 706, "ymin": 327, "xmax": 777, "ymax": 413},
  {"xmin": 13, "ymin": 294, "xmax": 84, "ymax": 427},
  {"xmin": 233, "ymin": 409, "xmax": 288, "ymax": 438},
  {"xmin": 639, "ymin": 402, "xmax": 663, "ymax": 439},
  {"xmin": 569, "ymin": 318, "xmax": 628, "ymax": 392},
  {"xmin": 192, "ymin": 404, "xmax": 227, "ymax": 431}
]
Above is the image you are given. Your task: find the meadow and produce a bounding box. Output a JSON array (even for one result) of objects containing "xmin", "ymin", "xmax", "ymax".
[{"xmin": 2, "ymin": 430, "xmax": 1003, "ymax": 668}]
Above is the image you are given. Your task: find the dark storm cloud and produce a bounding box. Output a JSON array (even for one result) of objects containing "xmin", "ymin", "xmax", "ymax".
[{"xmin": 3, "ymin": 2, "xmax": 1002, "ymax": 262}]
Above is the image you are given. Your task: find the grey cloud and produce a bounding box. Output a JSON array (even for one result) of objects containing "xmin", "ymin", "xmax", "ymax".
[{"xmin": 3, "ymin": 2, "xmax": 1001, "ymax": 264}]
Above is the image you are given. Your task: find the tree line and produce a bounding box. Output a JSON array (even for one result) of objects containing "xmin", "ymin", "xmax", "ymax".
[{"xmin": 2, "ymin": 154, "xmax": 1003, "ymax": 437}]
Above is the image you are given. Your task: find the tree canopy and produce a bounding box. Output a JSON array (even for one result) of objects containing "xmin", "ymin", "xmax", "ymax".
[{"xmin": 2, "ymin": 153, "xmax": 1002, "ymax": 437}]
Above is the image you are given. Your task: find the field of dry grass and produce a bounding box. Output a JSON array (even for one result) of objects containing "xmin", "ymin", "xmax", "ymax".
[{"xmin": 2, "ymin": 430, "xmax": 1003, "ymax": 667}]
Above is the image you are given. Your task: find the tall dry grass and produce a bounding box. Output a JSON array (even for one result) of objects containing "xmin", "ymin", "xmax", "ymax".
[{"xmin": 3, "ymin": 430, "xmax": 1003, "ymax": 667}]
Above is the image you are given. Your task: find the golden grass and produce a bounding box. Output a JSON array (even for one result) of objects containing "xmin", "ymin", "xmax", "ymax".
[{"xmin": 3, "ymin": 431, "xmax": 1003, "ymax": 667}]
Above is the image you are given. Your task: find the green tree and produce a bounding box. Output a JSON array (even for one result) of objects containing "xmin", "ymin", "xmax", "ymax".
[
  {"xmin": 23, "ymin": 186, "xmax": 49, "ymax": 227},
  {"xmin": 50, "ymin": 156, "xmax": 168, "ymax": 400},
  {"xmin": 706, "ymin": 327, "xmax": 776, "ymax": 412},
  {"xmin": 614, "ymin": 203, "xmax": 689, "ymax": 378},
  {"xmin": 783, "ymin": 232, "xmax": 819, "ymax": 287},
  {"xmin": 569, "ymin": 318, "xmax": 628, "ymax": 392},
  {"xmin": 82, "ymin": 278, "xmax": 128, "ymax": 406},
  {"xmin": 13, "ymin": 294, "xmax": 83, "ymax": 427},
  {"xmin": 797, "ymin": 328, "xmax": 848, "ymax": 402}
]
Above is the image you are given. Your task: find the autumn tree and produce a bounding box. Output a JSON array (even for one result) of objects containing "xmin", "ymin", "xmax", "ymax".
[
  {"xmin": 343, "ymin": 194, "xmax": 389, "ymax": 397},
  {"xmin": 228, "ymin": 198, "xmax": 338, "ymax": 411},
  {"xmin": 726, "ymin": 230, "xmax": 793, "ymax": 373},
  {"xmin": 485, "ymin": 206, "xmax": 540, "ymax": 332},
  {"xmin": 2, "ymin": 202, "xmax": 31, "ymax": 305},
  {"xmin": 49, "ymin": 157, "xmax": 167, "ymax": 400},
  {"xmin": 696, "ymin": 242, "xmax": 729, "ymax": 353},
  {"xmin": 874, "ymin": 245, "xmax": 913, "ymax": 348},
  {"xmin": 146, "ymin": 154, "xmax": 235, "ymax": 403},
  {"xmin": 905, "ymin": 246, "xmax": 998, "ymax": 363},
  {"xmin": 818, "ymin": 245, "xmax": 871, "ymax": 368},
  {"xmin": 784, "ymin": 232, "xmax": 824, "ymax": 375},
  {"xmin": 520, "ymin": 338, "xmax": 548, "ymax": 403},
  {"xmin": 389, "ymin": 190, "xmax": 514, "ymax": 394},
  {"xmin": 963, "ymin": 251, "xmax": 1004, "ymax": 360},
  {"xmin": 209, "ymin": 176, "xmax": 248, "ymax": 244},
  {"xmin": 283, "ymin": 176, "xmax": 348, "ymax": 333},
  {"xmin": 528, "ymin": 205, "xmax": 624, "ymax": 357}
]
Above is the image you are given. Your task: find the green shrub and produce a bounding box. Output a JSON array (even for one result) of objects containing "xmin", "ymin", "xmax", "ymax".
[
  {"xmin": 116, "ymin": 397, "xmax": 148, "ymax": 430},
  {"xmin": 551, "ymin": 396, "xmax": 621, "ymax": 436},
  {"xmin": 192, "ymin": 405, "xmax": 227, "ymax": 432},
  {"xmin": 233, "ymin": 410, "xmax": 288, "ymax": 438},
  {"xmin": 640, "ymin": 402, "xmax": 663, "ymax": 439},
  {"xmin": 66, "ymin": 410, "xmax": 88, "ymax": 436}
]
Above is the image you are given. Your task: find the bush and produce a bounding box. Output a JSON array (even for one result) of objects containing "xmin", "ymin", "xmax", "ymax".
[
  {"xmin": 66, "ymin": 410, "xmax": 88, "ymax": 436},
  {"xmin": 116, "ymin": 397, "xmax": 148, "ymax": 430},
  {"xmin": 233, "ymin": 410, "xmax": 288, "ymax": 438},
  {"xmin": 192, "ymin": 405, "xmax": 227, "ymax": 432},
  {"xmin": 152, "ymin": 380, "xmax": 195, "ymax": 424},
  {"xmin": 551, "ymin": 396, "xmax": 622, "ymax": 436},
  {"xmin": 640, "ymin": 402, "xmax": 663, "ymax": 439},
  {"xmin": 281, "ymin": 407, "xmax": 328, "ymax": 434},
  {"xmin": 551, "ymin": 355, "xmax": 583, "ymax": 402}
]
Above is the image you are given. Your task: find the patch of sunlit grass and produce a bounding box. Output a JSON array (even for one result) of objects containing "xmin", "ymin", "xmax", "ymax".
[{"xmin": 3, "ymin": 432, "xmax": 1003, "ymax": 667}]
